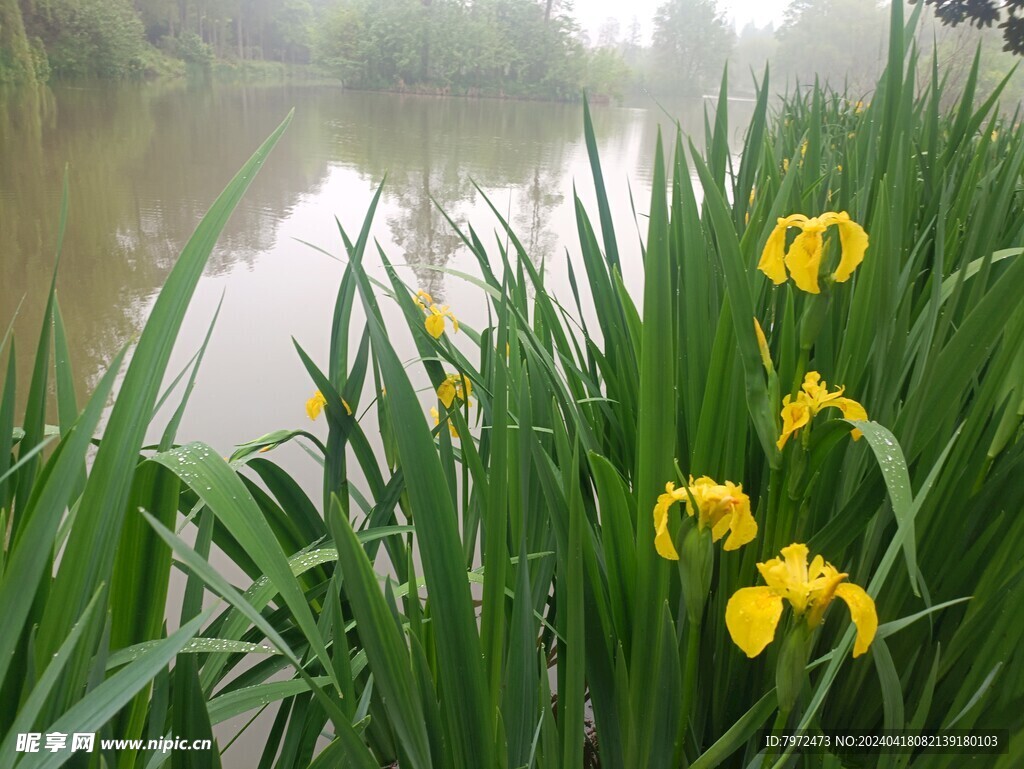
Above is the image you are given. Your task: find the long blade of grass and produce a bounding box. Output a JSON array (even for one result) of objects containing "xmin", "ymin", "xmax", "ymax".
[{"xmin": 35, "ymin": 112, "xmax": 294, "ymax": 664}]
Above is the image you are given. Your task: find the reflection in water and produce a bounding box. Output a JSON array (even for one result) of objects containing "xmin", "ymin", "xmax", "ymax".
[
  {"xmin": 0, "ymin": 82, "xmax": 752, "ymax": 424},
  {"xmin": 1, "ymin": 81, "xmax": 336, "ymax": 402},
  {"xmin": 324, "ymin": 94, "xmax": 581, "ymax": 300}
]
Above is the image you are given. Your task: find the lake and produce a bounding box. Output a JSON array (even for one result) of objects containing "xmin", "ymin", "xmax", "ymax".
[{"xmin": 1, "ymin": 82, "xmax": 754, "ymax": 493}]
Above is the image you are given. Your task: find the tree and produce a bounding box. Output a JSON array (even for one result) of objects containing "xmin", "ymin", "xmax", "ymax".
[
  {"xmin": 620, "ymin": 15, "xmax": 642, "ymax": 68},
  {"xmin": 774, "ymin": 0, "xmax": 888, "ymax": 93},
  {"xmin": 913, "ymin": 0, "xmax": 1024, "ymax": 55},
  {"xmin": 597, "ymin": 17, "xmax": 620, "ymax": 48},
  {"xmin": 917, "ymin": 7, "xmax": 1024, "ymax": 108},
  {"xmin": 729, "ymin": 22, "xmax": 777, "ymax": 95},
  {"xmin": 650, "ymin": 0, "xmax": 734, "ymax": 93},
  {"xmin": 20, "ymin": 0, "xmax": 148, "ymax": 77},
  {"xmin": 313, "ymin": 0, "xmax": 592, "ymax": 100},
  {"xmin": 0, "ymin": 0, "xmax": 38, "ymax": 82}
]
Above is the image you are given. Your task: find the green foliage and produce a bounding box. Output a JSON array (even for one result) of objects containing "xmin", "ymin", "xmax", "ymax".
[
  {"xmin": 774, "ymin": 0, "xmax": 890, "ymax": 92},
  {"xmin": 582, "ymin": 47, "xmax": 631, "ymax": 101},
  {"xmin": 9, "ymin": 0, "xmax": 318, "ymax": 81},
  {"xmin": 312, "ymin": 0, "xmax": 604, "ymax": 100},
  {"xmin": 0, "ymin": 0, "xmax": 39, "ymax": 83},
  {"xmin": 919, "ymin": 11, "xmax": 1024, "ymax": 109},
  {"xmin": 729, "ymin": 22, "xmax": 777, "ymax": 96},
  {"xmin": 311, "ymin": 0, "xmax": 366, "ymax": 85},
  {"xmin": 167, "ymin": 31, "xmax": 213, "ymax": 67},
  {"xmin": 21, "ymin": 0, "xmax": 149, "ymax": 78},
  {"xmin": 650, "ymin": 0, "xmax": 734, "ymax": 94},
  {"xmin": 916, "ymin": 0, "xmax": 1024, "ymax": 56}
]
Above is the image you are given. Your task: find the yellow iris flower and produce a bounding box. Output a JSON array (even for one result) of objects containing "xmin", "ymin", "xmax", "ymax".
[
  {"xmin": 306, "ymin": 390, "xmax": 351, "ymax": 420},
  {"xmin": 653, "ymin": 476, "xmax": 757, "ymax": 560},
  {"xmin": 758, "ymin": 211, "xmax": 868, "ymax": 293},
  {"xmin": 414, "ymin": 289, "xmax": 459, "ymax": 339},
  {"xmin": 726, "ymin": 543, "xmax": 877, "ymax": 658},
  {"xmin": 437, "ymin": 373, "xmax": 473, "ymax": 409},
  {"xmin": 430, "ymin": 406, "xmax": 459, "ymax": 438},
  {"xmin": 777, "ymin": 372, "xmax": 867, "ymax": 450}
]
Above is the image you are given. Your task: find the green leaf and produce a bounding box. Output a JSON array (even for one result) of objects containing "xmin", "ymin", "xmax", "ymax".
[
  {"xmin": 35, "ymin": 112, "xmax": 294, "ymax": 664},
  {"xmin": 18, "ymin": 609, "xmax": 213, "ymax": 769},
  {"xmin": 151, "ymin": 442, "xmax": 339, "ymax": 694},
  {"xmin": 851, "ymin": 420, "xmax": 919, "ymax": 595},
  {"xmin": 327, "ymin": 496, "xmax": 434, "ymax": 769},
  {"xmin": 348, "ymin": 208, "xmax": 495, "ymax": 768}
]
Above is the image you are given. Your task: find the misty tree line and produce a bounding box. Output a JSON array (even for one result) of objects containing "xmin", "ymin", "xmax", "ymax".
[
  {"xmin": 1, "ymin": 0, "xmax": 325, "ymax": 80},
  {"xmin": 312, "ymin": 0, "xmax": 630, "ymax": 99},
  {"xmin": 1, "ymin": 0, "xmax": 1020, "ymax": 103},
  {"xmin": 0, "ymin": 0, "xmax": 628, "ymax": 97},
  {"xmin": 635, "ymin": 0, "xmax": 1021, "ymax": 101}
]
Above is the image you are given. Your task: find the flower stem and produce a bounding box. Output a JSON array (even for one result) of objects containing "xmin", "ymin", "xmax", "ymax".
[
  {"xmin": 762, "ymin": 467, "xmax": 783, "ymax": 561},
  {"xmin": 764, "ymin": 706, "xmax": 791, "ymax": 767},
  {"xmin": 682, "ymin": 619, "xmax": 700, "ymax": 718},
  {"xmin": 791, "ymin": 346, "xmax": 809, "ymax": 398},
  {"xmin": 675, "ymin": 619, "xmax": 702, "ymax": 766}
]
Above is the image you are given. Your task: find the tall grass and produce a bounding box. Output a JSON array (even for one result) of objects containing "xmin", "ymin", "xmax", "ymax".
[{"xmin": 3, "ymin": 1, "xmax": 1024, "ymax": 767}]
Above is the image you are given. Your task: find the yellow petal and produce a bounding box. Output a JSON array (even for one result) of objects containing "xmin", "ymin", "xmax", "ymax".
[
  {"xmin": 832, "ymin": 215, "xmax": 869, "ymax": 283},
  {"xmin": 807, "ymin": 554, "xmax": 826, "ymax": 581},
  {"xmin": 784, "ymin": 228, "xmax": 824, "ymax": 294},
  {"xmin": 438, "ymin": 379, "xmax": 456, "ymax": 409},
  {"xmin": 806, "ymin": 565, "xmax": 848, "ymax": 628},
  {"xmin": 757, "ymin": 562, "xmax": 807, "ymax": 613},
  {"xmin": 758, "ymin": 222, "xmax": 790, "ymax": 285},
  {"xmin": 773, "ymin": 542, "xmax": 813, "ymax": 613},
  {"xmin": 430, "ymin": 406, "xmax": 459, "ymax": 438},
  {"xmin": 756, "ymin": 556, "xmax": 786, "ymax": 591},
  {"xmin": 801, "ymin": 371, "xmax": 843, "ymax": 408},
  {"xmin": 342, "ymin": 398, "xmax": 353, "ymax": 416},
  {"xmin": 726, "ymin": 586, "xmax": 784, "ymax": 658},
  {"xmin": 777, "ymin": 401, "xmax": 811, "ymax": 450},
  {"xmin": 653, "ymin": 495, "xmax": 680, "ymax": 561},
  {"xmin": 425, "ymin": 313, "xmax": 446, "ymax": 339},
  {"xmin": 682, "ymin": 477, "xmax": 707, "ymax": 518},
  {"xmin": 710, "ymin": 512, "xmax": 732, "ymax": 542},
  {"xmin": 834, "ymin": 583, "xmax": 878, "ymax": 658},
  {"xmin": 830, "ymin": 397, "xmax": 868, "ymax": 440},
  {"xmin": 722, "ymin": 497, "xmax": 758, "ymax": 551},
  {"xmin": 754, "ymin": 318, "xmax": 773, "ymax": 372},
  {"xmin": 306, "ymin": 391, "xmax": 327, "ymax": 421},
  {"xmin": 780, "ymin": 543, "xmax": 810, "ymax": 584}
]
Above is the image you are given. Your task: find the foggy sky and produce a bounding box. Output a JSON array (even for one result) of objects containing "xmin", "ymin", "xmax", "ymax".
[{"xmin": 576, "ymin": 0, "xmax": 793, "ymax": 42}]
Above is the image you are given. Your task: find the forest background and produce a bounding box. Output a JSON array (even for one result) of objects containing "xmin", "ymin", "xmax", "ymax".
[{"xmin": 1, "ymin": 0, "xmax": 1021, "ymax": 104}]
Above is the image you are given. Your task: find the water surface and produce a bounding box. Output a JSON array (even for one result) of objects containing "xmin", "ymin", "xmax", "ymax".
[{"xmin": 1, "ymin": 83, "xmax": 754, "ymax": 483}]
